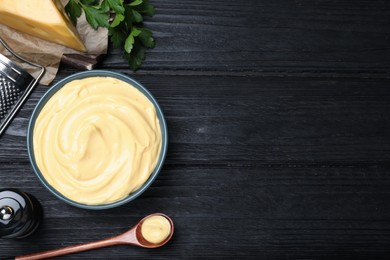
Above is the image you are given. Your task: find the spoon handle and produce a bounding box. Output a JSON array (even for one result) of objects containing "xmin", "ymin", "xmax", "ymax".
[{"xmin": 15, "ymin": 236, "xmax": 123, "ymax": 260}]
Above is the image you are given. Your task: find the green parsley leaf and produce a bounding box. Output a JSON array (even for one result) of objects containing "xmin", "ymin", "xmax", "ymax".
[
  {"xmin": 132, "ymin": 0, "xmax": 155, "ymax": 16},
  {"xmin": 129, "ymin": 0, "xmax": 143, "ymax": 6},
  {"xmin": 124, "ymin": 27, "xmax": 141, "ymax": 53},
  {"xmin": 111, "ymin": 13, "xmax": 125, "ymax": 27},
  {"xmin": 107, "ymin": 0, "xmax": 125, "ymax": 14},
  {"xmin": 80, "ymin": 0, "xmax": 100, "ymax": 5},
  {"xmin": 81, "ymin": 4, "xmax": 110, "ymax": 29},
  {"xmin": 130, "ymin": 9, "xmax": 143, "ymax": 23},
  {"xmin": 138, "ymin": 28, "xmax": 155, "ymax": 48},
  {"xmin": 100, "ymin": 0, "xmax": 111, "ymax": 12},
  {"xmin": 124, "ymin": 41, "xmax": 146, "ymax": 70},
  {"xmin": 65, "ymin": 0, "xmax": 156, "ymax": 71},
  {"xmin": 108, "ymin": 24, "xmax": 127, "ymax": 48},
  {"xmin": 65, "ymin": 0, "xmax": 82, "ymax": 25},
  {"xmin": 123, "ymin": 6, "xmax": 143, "ymax": 24}
]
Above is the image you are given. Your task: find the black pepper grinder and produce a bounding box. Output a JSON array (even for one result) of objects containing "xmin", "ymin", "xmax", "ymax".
[{"xmin": 0, "ymin": 188, "xmax": 43, "ymax": 239}]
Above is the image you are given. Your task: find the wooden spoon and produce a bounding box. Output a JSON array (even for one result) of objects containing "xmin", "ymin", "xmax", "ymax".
[{"xmin": 14, "ymin": 213, "xmax": 174, "ymax": 260}]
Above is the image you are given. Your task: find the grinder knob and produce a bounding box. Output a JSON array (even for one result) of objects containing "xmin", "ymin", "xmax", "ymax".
[
  {"xmin": 0, "ymin": 189, "xmax": 43, "ymax": 239},
  {"xmin": 0, "ymin": 205, "xmax": 14, "ymax": 220}
]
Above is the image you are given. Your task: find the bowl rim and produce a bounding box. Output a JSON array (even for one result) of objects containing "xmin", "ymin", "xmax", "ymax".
[{"xmin": 27, "ymin": 70, "xmax": 168, "ymax": 210}]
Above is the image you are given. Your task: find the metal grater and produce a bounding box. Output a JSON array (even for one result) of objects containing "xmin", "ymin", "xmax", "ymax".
[{"xmin": 0, "ymin": 37, "xmax": 44, "ymax": 136}]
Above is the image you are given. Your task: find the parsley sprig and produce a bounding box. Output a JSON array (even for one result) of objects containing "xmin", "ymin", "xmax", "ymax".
[{"xmin": 65, "ymin": 0, "xmax": 156, "ymax": 70}]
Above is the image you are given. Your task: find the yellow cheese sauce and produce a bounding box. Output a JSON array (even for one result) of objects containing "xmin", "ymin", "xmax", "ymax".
[
  {"xmin": 141, "ymin": 216, "xmax": 171, "ymax": 244},
  {"xmin": 33, "ymin": 77, "xmax": 162, "ymax": 205}
]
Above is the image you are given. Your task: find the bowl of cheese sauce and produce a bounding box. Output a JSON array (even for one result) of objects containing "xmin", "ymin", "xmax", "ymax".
[{"xmin": 27, "ymin": 71, "xmax": 167, "ymax": 209}]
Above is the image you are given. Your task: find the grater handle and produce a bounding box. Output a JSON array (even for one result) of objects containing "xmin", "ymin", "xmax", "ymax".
[{"xmin": 0, "ymin": 37, "xmax": 45, "ymax": 136}]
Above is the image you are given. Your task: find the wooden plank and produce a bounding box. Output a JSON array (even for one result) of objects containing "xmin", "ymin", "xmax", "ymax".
[
  {"xmin": 0, "ymin": 1, "xmax": 389, "ymax": 258},
  {"xmin": 101, "ymin": 0, "xmax": 390, "ymax": 75},
  {"xmin": 1, "ymin": 75, "xmax": 389, "ymax": 165},
  {"xmin": 61, "ymin": 54, "xmax": 102, "ymax": 70},
  {"xmin": 1, "ymin": 165, "xmax": 389, "ymax": 258}
]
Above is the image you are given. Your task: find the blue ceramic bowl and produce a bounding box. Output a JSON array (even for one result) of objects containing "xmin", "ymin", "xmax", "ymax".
[{"xmin": 27, "ymin": 70, "xmax": 168, "ymax": 210}]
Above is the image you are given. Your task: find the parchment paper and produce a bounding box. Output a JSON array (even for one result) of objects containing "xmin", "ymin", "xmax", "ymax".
[{"xmin": 0, "ymin": 0, "xmax": 108, "ymax": 85}]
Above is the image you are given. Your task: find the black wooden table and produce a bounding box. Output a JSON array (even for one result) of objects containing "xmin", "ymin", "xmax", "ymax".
[{"xmin": 1, "ymin": 0, "xmax": 390, "ymax": 258}]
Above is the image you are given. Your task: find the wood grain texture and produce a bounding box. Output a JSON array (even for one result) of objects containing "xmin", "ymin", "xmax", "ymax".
[
  {"xmin": 1, "ymin": 76, "xmax": 389, "ymax": 165},
  {"xmin": 1, "ymin": 0, "xmax": 390, "ymax": 259},
  {"xmin": 103, "ymin": 0, "xmax": 390, "ymax": 76}
]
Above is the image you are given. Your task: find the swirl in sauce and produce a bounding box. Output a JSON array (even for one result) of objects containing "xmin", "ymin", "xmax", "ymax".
[{"xmin": 33, "ymin": 77, "xmax": 162, "ymax": 205}]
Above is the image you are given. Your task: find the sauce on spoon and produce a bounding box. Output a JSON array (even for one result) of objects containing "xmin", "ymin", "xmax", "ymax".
[{"xmin": 16, "ymin": 213, "xmax": 174, "ymax": 260}]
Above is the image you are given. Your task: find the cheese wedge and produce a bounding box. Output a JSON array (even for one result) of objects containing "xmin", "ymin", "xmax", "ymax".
[{"xmin": 0, "ymin": 0, "xmax": 87, "ymax": 52}]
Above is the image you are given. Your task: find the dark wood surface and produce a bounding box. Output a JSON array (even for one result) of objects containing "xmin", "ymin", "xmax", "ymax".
[{"xmin": 1, "ymin": 0, "xmax": 390, "ymax": 259}]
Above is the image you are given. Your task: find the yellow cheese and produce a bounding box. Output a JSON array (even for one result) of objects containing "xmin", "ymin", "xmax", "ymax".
[{"xmin": 0, "ymin": 0, "xmax": 87, "ymax": 52}]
